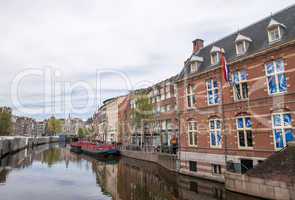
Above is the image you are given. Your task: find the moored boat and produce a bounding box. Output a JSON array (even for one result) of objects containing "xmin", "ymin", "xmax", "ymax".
[
  {"xmin": 70, "ymin": 141, "xmax": 120, "ymax": 158},
  {"xmin": 81, "ymin": 144, "xmax": 120, "ymax": 157},
  {"xmin": 70, "ymin": 141, "xmax": 89, "ymax": 153}
]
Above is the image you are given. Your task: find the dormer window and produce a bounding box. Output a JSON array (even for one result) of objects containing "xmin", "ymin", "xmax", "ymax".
[
  {"xmin": 268, "ymin": 27, "xmax": 280, "ymax": 42},
  {"xmin": 190, "ymin": 62, "xmax": 198, "ymax": 73},
  {"xmin": 236, "ymin": 41, "xmax": 246, "ymax": 55},
  {"xmin": 189, "ymin": 55, "xmax": 203, "ymax": 73},
  {"xmin": 210, "ymin": 46, "xmax": 221, "ymax": 65},
  {"xmin": 267, "ymin": 19, "xmax": 286, "ymax": 44},
  {"xmin": 235, "ymin": 34, "xmax": 252, "ymax": 55}
]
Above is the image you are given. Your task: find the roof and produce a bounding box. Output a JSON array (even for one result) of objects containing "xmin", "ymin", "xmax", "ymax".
[
  {"xmin": 267, "ymin": 18, "xmax": 287, "ymax": 29},
  {"xmin": 178, "ymin": 4, "xmax": 295, "ymax": 79},
  {"xmin": 235, "ymin": 33, "xmax": 252, "ymax": 42},
  {"xmin": 152, "ymin": 75, "xmax": 178, "ymax": 88},
  {"xmin": 247, "ymin": 142, "xmax": 295, "ymax": 183}
]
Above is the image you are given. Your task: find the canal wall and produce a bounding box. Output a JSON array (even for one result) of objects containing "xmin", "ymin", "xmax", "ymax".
[
  {"xmin": 120, "ymin": 150, "xmax": 177, "ymax": 172},
  {"xmin": 120, "ymin": 150, "xmax": 224, "ymax": 183},
  {"xmin": 225, "ymin": 172, "xmax": 295, "ymax": 200},
  {"xmin": 0, "ymin": 136, "xmax": 59, "ymax": 159},
  {"xmin": 225, "ymin": 142, "xmax": 295, "ymax": 200}
]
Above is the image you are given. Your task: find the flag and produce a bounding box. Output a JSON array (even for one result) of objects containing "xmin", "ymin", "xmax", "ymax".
[{"xmin": 221, "ymin": 53, "xmax": 230, "ymax": 82}]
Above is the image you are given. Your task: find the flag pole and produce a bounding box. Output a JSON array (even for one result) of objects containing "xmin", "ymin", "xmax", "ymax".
[{"xmin": 220, "ymin": 48, "xmax": 228, "ymax": 170}]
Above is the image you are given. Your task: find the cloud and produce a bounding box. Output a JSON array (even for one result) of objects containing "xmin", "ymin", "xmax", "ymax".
[{"xmin": 0, "ymin": 0, "xmax": 294, "ymax": 119}]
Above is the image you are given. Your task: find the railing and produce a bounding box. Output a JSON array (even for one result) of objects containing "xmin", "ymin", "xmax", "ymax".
[{"xmin": 120, "ymin": 144, "xmax": 178, "ymax": 154}]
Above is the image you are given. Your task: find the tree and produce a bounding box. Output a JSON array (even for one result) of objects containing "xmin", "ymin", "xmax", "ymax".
[
  {"xmin": 0, "ymin": 111, "xmax": 12, "ymax": 136},
  {"xmin": 131, "ymin": 94, "xmax": 154, "ymax": 147},
  {"xmin": 47, "ymin": 117, "xmax": 62, "ymax": 136},
  {"xmin": 78, "ymin": 128, "xmax": 85, "ymax": 138}
]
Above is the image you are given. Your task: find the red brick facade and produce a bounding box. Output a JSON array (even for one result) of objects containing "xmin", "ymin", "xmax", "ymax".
[{"xmin": 177, "ymin": 39, "xmax": 295, "ymax": 181}]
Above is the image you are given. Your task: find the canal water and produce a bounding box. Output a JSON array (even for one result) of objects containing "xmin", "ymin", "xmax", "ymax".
[{"xmin": 0, "ymin": 144, "xmax": 260, "ymax": 200}]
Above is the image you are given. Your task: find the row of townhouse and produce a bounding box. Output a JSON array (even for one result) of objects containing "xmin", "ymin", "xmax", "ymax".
[
  {"xmin": 93, "ymin": 96, "xmax": 125, "ymax": 143},
  {"xmin": 93, "ymin": 5, "xmax": 295, "ymax": 181}
]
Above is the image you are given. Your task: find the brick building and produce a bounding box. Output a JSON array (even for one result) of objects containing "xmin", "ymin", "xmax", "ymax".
[
  {"xmin": 147, "ymin": 76, "xmax": 179, "ymax": 151},
  {"xmin": 176, "ymin": 5, "xmax": 295, "ymax": 181},
  {"xmin": 118, "ymin": 95, "xmax": 131, "ymax": 144},
  {"xmin": 15, "ymin": 117, "xmax": 35, "ymax": 136}
]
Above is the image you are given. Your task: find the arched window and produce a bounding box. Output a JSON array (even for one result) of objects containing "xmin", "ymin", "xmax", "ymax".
[
  {"xmin": 209, "ymin": 119, "xmax": 222, "ymax": 148},
  {"xmin": 236, "ymin": 116, "xmax": 253, "ymax": 148}
]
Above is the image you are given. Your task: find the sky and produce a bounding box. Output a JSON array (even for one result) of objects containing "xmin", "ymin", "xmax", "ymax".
[{"xmin": 0, "ymin": 0, "xmax": 294, "ymax": 120}]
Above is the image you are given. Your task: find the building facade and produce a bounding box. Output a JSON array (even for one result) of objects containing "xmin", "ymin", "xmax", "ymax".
[
  {"xmin": 176, "ymin": 6, "xmax": 295, "ymax": 181},
  {"xmin": 15, "ymin": 117, "xmax": 35, "ymax": 136},
  {"xmin": 148, "ymin": 76, "xmax": 179, "ymax": 150}
]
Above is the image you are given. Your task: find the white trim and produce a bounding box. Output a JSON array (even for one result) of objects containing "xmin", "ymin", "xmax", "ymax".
[
  {"xmin": 265, "ymin": 59, "xmax": 287, "ymax": 95},
  {"xmin": 209, "ymin": 119, "xmax": 222, "ymax": 148},
  {"xmin": 232, "ymin": 70, "xmax": 249, "ymax": 101},
  {"xmin": 186, "ymin": 84, "xmax": 196, "ymax": 109},
  {"xmin": 236, "ymin": 116, "xmax": 254, "ymax": 149},
  {"xmin": 268, "ymin": 26, "xmax": 282, "ymax": 44},
  {"xmin": 271, "ymin": 112, "xmax": 293, "ymax": 150},
  {"xmin": 188, "ymin": 120, "xmax": 198, "ymax": 147},
  {"xmin": 235, "ymin": 33, "xmax": 252, "ymax": 43},
  {"xmin": 206, "ymin": 79, "xmax": 220, "ymax": 105}
]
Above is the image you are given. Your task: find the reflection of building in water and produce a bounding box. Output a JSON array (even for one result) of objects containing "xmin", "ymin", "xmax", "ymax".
[
  {"xmin": 0, "ymin": 168, "xmax": 9, "ymax": 184},
  {"xmin": 91, "ymin": 159, "xmax": 121, "ymax": 200},
  {"xmin": 116, "ymin": 157, "xmax": 226, "ymax": 200}
]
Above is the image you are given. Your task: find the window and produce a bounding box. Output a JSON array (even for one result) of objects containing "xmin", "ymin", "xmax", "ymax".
[
  {"xmin": 189, "ymin": 182, "xmax": 198, "ymax": 193},
  {"xmin": 212, "ymin": 164, "xmax": 222, "ymax": 174},
  {"xmin": 236, "ymin": 41, "xmax": 246, "ymax": 55},
  {"xmin": 211, "ymin": 52, "xmax": 220, "ymax": 65},
  {"xmin": 268, "ymin": 27, "xmax": 281, "ymax": 43},
  {"xmin": 265, "ymin": 59, "xmax": 287, "ymax": 95},
  {"xmin": 186, "ymin": 84, "xmax": 196, "ymax": 108},
  {"xmin": 207, "ymin": 79, "xmax": 219, "ymax": 105},
  {"xmin": 236, "ymin": 117, "xmax": 253, "ymax": 148},
  {"xmin": 188, "ymin": 121, "xmax": 197, "ymax": 146},
  {"xmin": 272, "ymin": 113, "xmax": 294, "ymax": 149},
  {"xmin": 209, "ymin": 119, "xmax": 222, "ymax": 148},
  {"xmin": 233, "ymin": 70, "xmax": 248, "ymax": 101},
  {"xmin": 189, "ymin": 161, "xmax": 197, "ymax": 172},
  {"xmin": 190, "ymin": 62, "xmax": 198, "ymax": 73}
]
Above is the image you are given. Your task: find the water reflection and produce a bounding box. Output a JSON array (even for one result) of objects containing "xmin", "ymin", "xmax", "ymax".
[{"xmin": 0, "ymin": 145, "xmax": 261, "ymax": 200}]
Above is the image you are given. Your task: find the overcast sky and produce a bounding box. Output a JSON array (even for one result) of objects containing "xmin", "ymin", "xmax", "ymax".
[{"xmin": 0, "ymin": 0, "xmax": 294, "ymax": 120}]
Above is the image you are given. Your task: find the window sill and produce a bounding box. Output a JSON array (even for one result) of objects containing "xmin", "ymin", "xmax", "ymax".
[
  {"xmin": 188, "ymin": 145, "xmax": 198, "ymax": 148},
  {"xmin": 234, "ymin": 98, "xmax": 249, "ymax": 102},
  {"xmin": 207, "ymin": 103, "xmax": 220, "ymax": 106},
  {"xmin": 210, "ymin": 146, "xmax": 222, "ymax": 149},
  {"xmin": 268, "ymin": 38, "xmax": 282, "ymax": 45},
  {"xmin": 238, "ymin": 147, "xmax": 254, "ymax": 150},
  {"xmin": 268, "ymin": 91, "xmax": 287, "ymax": 97}
]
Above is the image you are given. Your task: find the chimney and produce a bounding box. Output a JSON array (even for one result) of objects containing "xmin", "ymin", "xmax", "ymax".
[{"xmin": 192, "ymin": 39, "xmax": 204, "ymax": 53}]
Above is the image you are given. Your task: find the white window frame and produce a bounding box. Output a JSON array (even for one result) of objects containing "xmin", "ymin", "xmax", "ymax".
[
  {"xmin": 235, "ymin": 41, "xmax": 246, "ymax": 55},
  {"xmin": 265, "ymin": 59, "xmax": 287, "ymax": 95},
  {"xmin": 209, "ymin": 119, "xmax": 222, "ymax": 148},
  {"xmin": 190, "ymin": 62, "xmax": 197, "ymax": 73},
  {"xmin": 211, "ymin": 52, "xmax": 220, "ymax": 65},
  {"xmin": 186, "ymin": 84, "xmax": 195, "ymax": 109},
  {"xmin": 188, "ymin": 121, "xmax": 197, "ymax": 146},
  {"xmin": 206, "ymin": 79, "xmax": 220, "ymax": 105},
  {"xmin": 236, "ymin": 116, "xmax": 253, "ymax": 149},
  {"xmin": 268, "ymin": 26, "xmax": 281, "ymax": 43},
  {"xmin": 272, "ymin": 112, "xmax": 293, "ymax": 150},
  {"xmin": 233, "ymin": 70, "xmax": 249, "ymax": 101}
]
